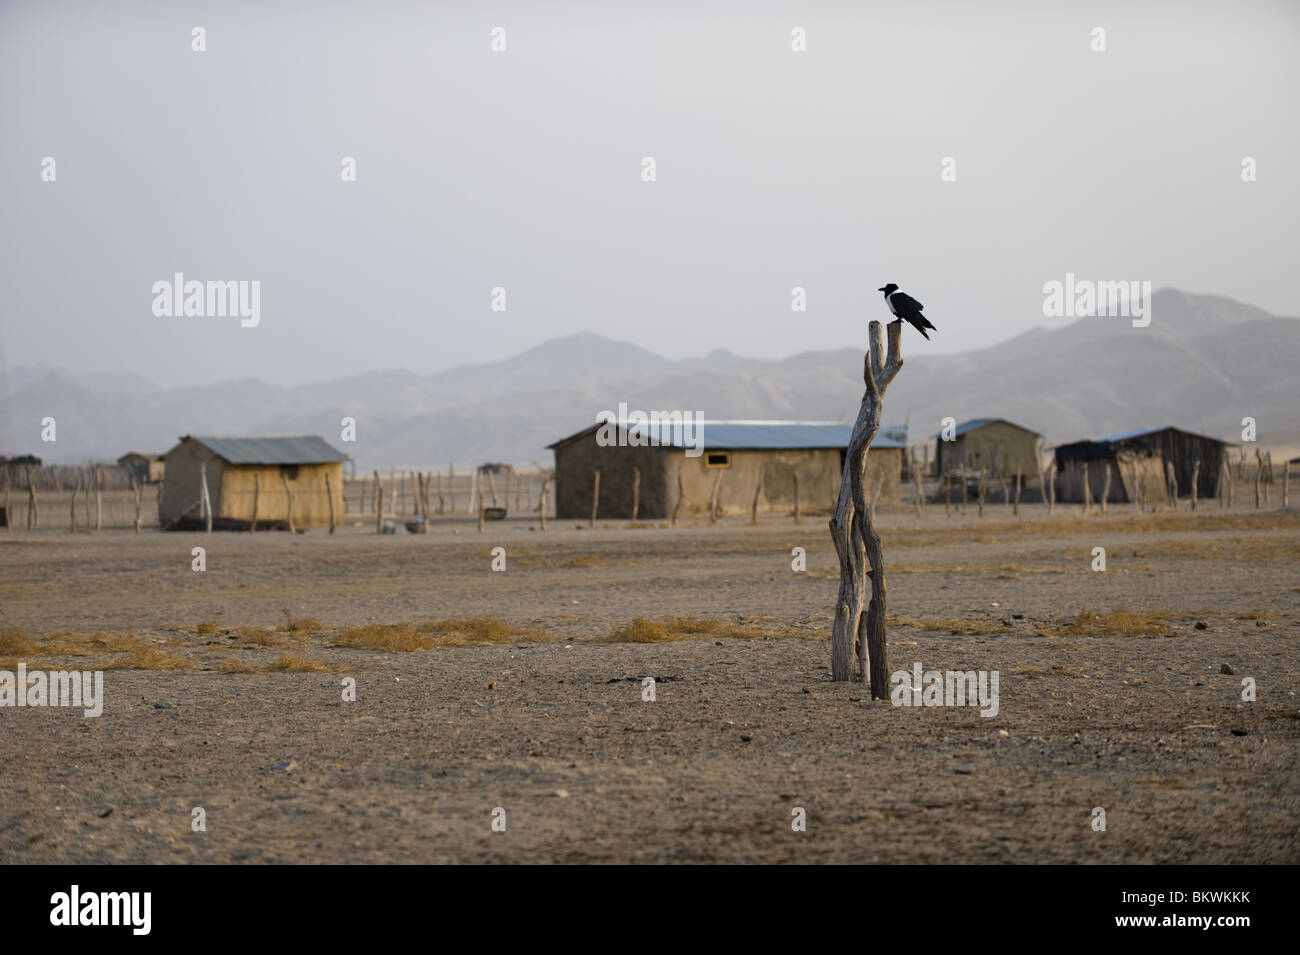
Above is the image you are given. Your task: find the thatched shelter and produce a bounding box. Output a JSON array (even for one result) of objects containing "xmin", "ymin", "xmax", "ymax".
[
  {"xmin": 548, "ymin": 420, "xmax": 905, "ymax": 520},
  {"xmin": 159, "ymin": 435, "xmax": 346, "ymax": 530}
]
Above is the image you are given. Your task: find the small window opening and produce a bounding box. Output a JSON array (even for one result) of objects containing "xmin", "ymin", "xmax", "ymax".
[{"xmin": 705, "ymin": 452, "xmax": 730, "ymax": 468}]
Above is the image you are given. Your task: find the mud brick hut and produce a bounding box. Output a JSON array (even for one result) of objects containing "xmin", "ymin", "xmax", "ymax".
[
  {"xmin": 1055, "ymin": 426, "xmax": 1231, "ymax": 502},
  {"xmin": 117, "ymin": 451, "xmax": 165, "ymax": 484},
  {"xmin": 548, "ymin": 420, "xmax": 905, "ymax": 520},
  {"xmin": 159, "ymin": 435, "xmax": 346, "ymax": 530},
  {"xmin": 932, "ymin": 418, "xmax": 1042, "ymax": 489}
]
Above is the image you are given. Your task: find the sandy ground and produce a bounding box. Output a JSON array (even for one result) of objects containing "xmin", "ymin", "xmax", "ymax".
[{"xmin": 1, "ymin": 503, "xmax": 1297, "ymax": 864}]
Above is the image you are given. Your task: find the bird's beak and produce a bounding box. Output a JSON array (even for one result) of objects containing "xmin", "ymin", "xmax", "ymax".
[{"xmin": 877, "ymin": 287, "xmax": 888, "ymax": 292}]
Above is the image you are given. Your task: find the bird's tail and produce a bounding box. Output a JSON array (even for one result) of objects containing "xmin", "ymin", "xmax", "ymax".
[{"xmin": 917, "ymin": 326, "xmax": 931, "ymax": 341}]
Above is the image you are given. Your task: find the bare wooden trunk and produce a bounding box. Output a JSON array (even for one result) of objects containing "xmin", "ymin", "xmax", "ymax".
[
  {"xmin": 944, "ymin": 466, "xmax": 951, "ymax": 518},
  {"xmin": 1013, "ymin": 468, "xmax": 1022, "ymax": 516},
  {"xmin": 478, "ymin": 497, "xmax": 485, "ymax": 532},
  {"xmin": 3, "ymin": 473, "xmax": 9, "ymax": 534},
  {"xmin": 590, "ymin": 469, "xmax": 600, "ymax": 527},
  {"xmin": 28, "ymin": 481, "xmax": 37, "ymax": 530},
  {"xmin": 829, "ymin": 320, "xmax": 903, "ymax": 694},
  {"xmin": 374, "ymin": 470, "xmax": 384, "ymax": 533},
  {"xmin": 912, "ymin": 450, "xmax": 923, "ymax": 518},
  {"xmin": 1285, "ymin": 460, "xmax": 1291, "ymax": 508},
  {"xmin": 1046, "ymin": 464, "xmax": 1055, "ymax": 515},
  {"xmin": 436, "ymin": 471, "xmax": 445, "ymax": 514},
  {"xmin": 1254, "ymin": 459, "xmax": 1262, "ymax": 509},
  {"xmin": 977, "ymin": 469, "xmax": 986, "ymax": 517},
  {"xmin": 95, "ymin": 467, "xmax": 103, "ymax": 531},
  {"xmin": 448, "ymin": 465, "xmax": 456, "ymax": 513},
  {"xmin": 1190, "ymin": 459, "xmax": 1200, "ymax": 511},
  {"xmin": 1081, "ymin": 462, "xmax": 1091, "ymax": 514},
  {"xmin": 133, "ymin": 478, "xmax": 143, "ymax": 533},
  {"xmin": 709, "ymin": 469, "xmax": 723, "ymax": 523},
  {"xmin": 792, "ymin": 472, "xmax": 800, "ymax": 524},
  {"xmin": 70, "ymin": 479, "xmax": 79, "ymax": 533},
  {"xmin": 672, "ymin": 472, "xmax": 684, "ymax": 527},
  {"xmin": 632, "ymin": 467, "xmax": 641, "ymax": 523},
  {"xmin": 750, "ymin": 469, "xmax": 762, "ymax": 525}
]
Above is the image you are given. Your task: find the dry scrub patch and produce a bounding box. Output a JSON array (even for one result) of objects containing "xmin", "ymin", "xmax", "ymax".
[
  {"xmin": 603, "ymin": 616, "xmax": 812, "ymax": 643},
  {"xmin": 334, "ymin": 624, "xmax": 432, "ymax": 652}
]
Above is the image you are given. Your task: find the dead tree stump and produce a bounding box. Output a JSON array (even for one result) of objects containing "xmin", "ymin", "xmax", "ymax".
[{"xmin": 829, "ymin": 319, "xmax": 903, "ymax": 694}]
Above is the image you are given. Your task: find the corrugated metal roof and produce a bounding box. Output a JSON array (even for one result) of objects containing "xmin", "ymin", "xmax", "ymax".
[
  {"xmin": 184, "ymin": 435, "xmax": 346, "ymax": 464},
  {"xmin": 1098, "ymin": 425, "xmax": 1233, "ymax": 446},
  {"xmin": 551, "ymin": 420, "xmax": 905, "ymax": 451}
]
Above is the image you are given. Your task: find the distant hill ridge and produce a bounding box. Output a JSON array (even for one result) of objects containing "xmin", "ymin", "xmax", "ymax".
[{"xmin": 2, "ymin": 289, "xmax": 1295, "ymax": 469}]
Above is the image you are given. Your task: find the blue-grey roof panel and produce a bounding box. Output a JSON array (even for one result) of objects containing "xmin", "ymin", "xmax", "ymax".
[
  {"xmin": 1098, "ymin": 425, "xmax": 1234, "ymax": 446},
  {"xmin": 623, "ymin": 421, "xmax": 905, "ymax": 450},
  {"xmin": 187, "ymin": 435, "xmax": 346, "ymax": 464}
]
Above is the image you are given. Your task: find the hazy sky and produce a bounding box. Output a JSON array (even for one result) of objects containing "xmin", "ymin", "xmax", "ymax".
[{"xmin": 2, "ymin": 0, "xmax": 1298, "ymax": 389}]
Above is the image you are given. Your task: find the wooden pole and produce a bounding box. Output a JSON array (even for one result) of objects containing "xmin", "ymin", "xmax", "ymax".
[
  {"xmin": 1262, "ymin": 451, "xmax": 1271, "ymax": 506},
  {"xmin": 943, "ymin": 466, "xmax": 951, "ymax": 518},
  {"xmin": 708, "ymin": 469, "xmax": 723, "ymax": 523},
  {"xmin": 27, "ymin": 477, "xmax": 37, "ymax": 530},
  {"xmin": 478, "ymin": 496, "xmax": 485, "ymax": 532},
  {"xmin": 1284, "ymin": 460, "xmax": 1291, "ymax": 508},
  {"xmin": 95, "ymin": 467, "xmax": 103, "ymax": 531},
  {"xmin": 1047, "ymin": 464, "xmax": 1055, "ymax": 515},
  {"xmin": 448, "ymin": 464, "xmax": 455, "ymax": 514},
  {"xmin": 1190, "ymin": 459, "xmax": 1200, "ymax": 511},
  {"xmin": 70, "ymin": 477, "xmax": 79, "ymax": 533},
  {"xmin": 4, "ymin": 470, "xmax": 11, "ymax": 534},
  {"xmin": 200, "ymin": 463, "xmax": 213, "ymax": 533},
  {"xmin": 912, "ymin": 450, "xmax": 923, "ymax": 518},
  {"xmin": 538, "ymin": 473, "xmax": 549, "ymax": 531},
  {"xmin": 251, "ymin": 472, "xmax": 260, "ymax": 531},
  {"xmin": 281, "ymin": 471, "xmax": 295, "ymax": 533},
  {"xmin": 590, "ymin": 469, "xmax": 600, "ymax": 527},
  {"xmin": 1013, "ymin": 467, "xmax": 1021, "ymax": 517},
  {"xmin": 326, "ymin": 471, "xmax": 337, "ymax": 534},
  {"xmin": 792, "ymin": 472, "xmax": 800, "ymax": 524},
  {"xmin": 1253, "ymin": 454, "xmax": 1262, "ymax": 509},
  {"xmin": 1100, "ymin": 463, "xmax": 1111, "ymax": 514},
  {"xmin": 672, "ymin": 471, "xmax": 684, "ymax": 527},
  {"xmin": 374, "ymin": 470, "xmax": 383, "ymax": 532},
  {"xmin": 977, "ymin": 468, "xmax": 986, "ymax": 518},
  {"xmin": 436, "ymin": 471, "xmax": 445, "ymax": 514},
  {"xmin": 829, "ymin": 319, "xmax": 904, "ymax": 694},
  {"xmin": 1081, "ymin": 462, "xmax": 1091, "ymax": 514},
  {"xmin": 632, "ymin": 467, "xmax": 642, "ymax": 523},
  {"xmin": 749, "ymin": 468, "xmax": 762, "ymax": 525},
  {"xmin": 132, "ymin": 477, "xmax": 142, "ymax": 533}
]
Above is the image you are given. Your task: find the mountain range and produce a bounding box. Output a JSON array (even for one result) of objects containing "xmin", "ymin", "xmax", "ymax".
[{"xmin": 3, "ymin": 289, "xmax": 1296, "ymax": 470}]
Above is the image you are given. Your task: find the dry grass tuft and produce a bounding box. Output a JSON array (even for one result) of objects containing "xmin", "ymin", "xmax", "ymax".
[
  {"xmin": 891, "ymin": 617, "xmax": 1008, "ymax": 636},
  {"xmin": 334, "ymin": 624, "xmax": 432, "ymax": 652},
  {"xmin": 195, "ymin": 621, "xmax": 222, "ymax": 634},
  {"xmin": 0, "ymin": 628, "xmax": 40, "ymax": 655},
  {"xmin": 1054, "ymin": 609, "xmax": 1173, "ymax": 637},
  {"xmin": 267, "ymin": 653, "xmax": 329, "ymax": 672},
  {"xmin": 566, "ymin": 554, "xmax": 605, "ymax": 567},
  {"xmin": 282, "ymin": 617, "xmax": 326, "ymax": 633},
  {"xmin": 233, "ymin": 626, "xmax": 280, "ymax": 646},
  {"xmin": 105, "ymin": 647, "xmax": 190, "ymax": 670},
  {"xmin": 421, "ymin": 617, "xmax": 554, "ymax": 646},
  {"xmin": 605, "ymin": 619, "xmax": 681, "ymax": 643},
  {"xmin": 218, "ymin": 659, "xmax": 263, "ymax": 674}
]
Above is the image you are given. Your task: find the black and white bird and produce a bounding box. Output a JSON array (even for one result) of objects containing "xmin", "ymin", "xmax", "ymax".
[{"xmin": 878, "ymin": 283, "xmax": 937, "ymax": 340}]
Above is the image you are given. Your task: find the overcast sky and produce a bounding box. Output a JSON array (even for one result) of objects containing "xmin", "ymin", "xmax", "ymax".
[{"xmin": 2, "ymin": 0, "xmax": 1297, "ymax": 389}]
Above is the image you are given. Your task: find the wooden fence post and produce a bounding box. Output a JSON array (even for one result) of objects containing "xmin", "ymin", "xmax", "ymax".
[
  {"xmin": 436, "ymin": 471, "xmax": 445, "ymax": 514},
  {"xmin": 1013, "ymin": 468, "xmax": 1022, "ymax": 516},
  {"xmin": 590, "ymin": 469, "xmax": 600, "ymax": 527},
  {"xmin": 133, "ymin": 477, "xmax": 143, "ymax": 533},
  {"xmin": 1100, "ymin": 464, "xmax": 1111, "ymax": 514},
  {"xmin": 1190, "ymin": 459, "xmax": 1200, "ymax": 511},
  {"xmin": 4, "ymin": 471, "xmax": 12, "ymax": 534},
  {"xmin": 913, "ymin": 451, "xmax": 923, "ymax": 518},
  {"xmin": 632, "ymin": 467, "xmax": 641, "ymax": 523},
  {"xmin": 448, "ymin": 464, "xmax": 456, "ymax": 514},
  {"xmin": 944, "ymin": 466, "xmax": 951, "ymax": 518},
  {"xmin": 708, "ymin": 469, "xmax": 723, "ymax": 523},
  {"xmin": 1284, "ymin": 460, "xmax": 1291, "ymax": 509},
  {"xmin": 792, "ymin": 472, "xmax": 800, "ymax": 524},
  {"xmin": 281, "ymin": 471, "xmax": 295, "ymax": 533},
  {"xmin": 538, "ymin": 473, "xmax": 550, "ymax": 531},
  {"xmin": 95, "ymin": 467, "xmax": 103, "ymax": 531},
  {"xmin": 374, "ymin": 470, "xmax": 383, "ymax": 532},
  {"xmin": 1047, "ymin": 464, "xmax": 1055, "ymax": 515},
  {"xmin": 70, "ymin": 477, "xmax": 79, "ymax": 533},
  {"xmin": 251, "ymin": 472, "xmax": 260, "ymax": 531},
  {"xmin": 977, "ymin": 469, "xmax": 986, "ymax": 518},
  {"xmin": 1253, "ymin": 454, "xmax": 1262, "ymax": 509},
  {"xmin": 200, "ymin": 463, "xmax": 213, "ymax": 533},
  {"xmin": 750, "ymin": 469, "xmax": 762, "ymax": 525},
  {"xmin": 28, "ymin": 478, "xmax": 37, "ymax": 530},
  {"xmin": 326, "ymin": 472, "xmax": 336, "ymax": 534},
  {"xmin": 672, "ymin": 471, "xmax": 684, "ymax": 528}
]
